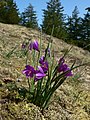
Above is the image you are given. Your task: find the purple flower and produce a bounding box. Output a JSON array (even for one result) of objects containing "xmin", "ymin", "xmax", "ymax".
[
  {"xmin": 41, "ymin": 61, "xmax": 48, "ymax": 73},
  {"xmin": 59, "ymin": 57, "xmax": 65, "ymax": 64},
  {"xmin": 21, "ymin": 43, "xmax": 26, "ymax": 49},
  {"xmin": 39, "ymin": 56, "xmax": 45, "ymax": 64},
  {"xmin": 39, "ymin": 56, "xmax": 49, "ymax": 73},
  {"xmin": 65, "ymin": 67, "xmax": 73, "ymax": 77},
  {"xmin": 33, "ymin": 40, "xmax": 39, "ymax": 51},
  {"xmin": 22, "ymin": 65, "xmax": 35, "ymax": 78},
  {"xmin": 29, "ymin": 40, "xmax": 39, "ymax": 51},
  {"xmin": 58, "ymin": 63, "xmax": 73, "ymax": 77},
  {"xmin": 29, "ymin": 42, "xmax": 33, "ymax": 50},
  {"xmin": 35, "ymin": 66, "xmax": 46, "ymax": 81},
  {"xmin": 58, "ymin": 64, "xmax": 68, "ymax": 72}
]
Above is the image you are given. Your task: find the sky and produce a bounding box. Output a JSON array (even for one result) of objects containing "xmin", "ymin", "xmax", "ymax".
[{"xmin": 15, "ymin": 0, "xmax": 90, "ymax": 25}]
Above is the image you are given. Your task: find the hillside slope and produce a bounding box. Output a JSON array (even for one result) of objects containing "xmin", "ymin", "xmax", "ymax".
[{"xmin": 0, "ymin": 23, "xmax": 90, "ymax": 120}]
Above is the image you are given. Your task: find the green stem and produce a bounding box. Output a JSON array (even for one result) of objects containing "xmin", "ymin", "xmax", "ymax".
[
  {"xmin": 27, "ymin": 78, "xmax": 30, "ymax": 92},
  {"xmin": 26, "ymin": 50, "xmax": 28, "ymax": 65},
  {"xmin": 33, "ymin": 79, "xmax": 43, "ymax": 104},
  {"xmin": 42, "ymin": 78, "xmax": 66, "ymax": 110}
]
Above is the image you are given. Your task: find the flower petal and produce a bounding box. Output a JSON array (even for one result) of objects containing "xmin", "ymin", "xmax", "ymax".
[
  {"xmin": 33, "ymin": 40, "xmax": 39, "ymax": 51},
  {"xmin": 38, "ymin": 66, "xmax": 44, "ymax": 73}
]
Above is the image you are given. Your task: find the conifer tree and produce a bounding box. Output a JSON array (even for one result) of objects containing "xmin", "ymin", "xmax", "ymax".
[
  {"xmin": 0, "ymin": 0, "xmax": 7, "ymax": 23},
  {"xmin": 0, "ymin": 0, "xmax": 20, "ymax": 24},
  {"xmin": 85, "ymin": 7, "xmax": 90, "ymax": 12},
  {"xmin": 80, "ymin": 10, "xmax": 90, "ymax": 50},
  {"xmin": 66, "ymin": 6, "xmax": 82, "ymax": 41},
  {"xmin": 66, "ymin": 16, "xmax": 74, "ymax": 40},
  {"xmin": 42, "ymin": 0, "xmax": 66, "ymax": 39},
  {"xmin": 21, "ymin": 4, "xmax": 38, "ymax": 29},
  {"xmin": 82, "ymin": 10, "xmax": 90, "ymax": 41}
]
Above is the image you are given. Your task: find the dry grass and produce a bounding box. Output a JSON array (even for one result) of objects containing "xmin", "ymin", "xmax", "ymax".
[{"xmin": 0, "ymin": 23, "xmax": 90, "ymax": 120}]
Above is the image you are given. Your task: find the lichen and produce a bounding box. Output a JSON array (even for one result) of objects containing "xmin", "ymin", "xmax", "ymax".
[{"xmin": 0, "ymin": 101, "xmax": 44, "ymax": 120}]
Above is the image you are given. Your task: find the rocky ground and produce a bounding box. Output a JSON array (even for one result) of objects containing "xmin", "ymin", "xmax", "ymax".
[{"xmin": 0, "ymin": 23, "xmax": 90, "ymax": 120}]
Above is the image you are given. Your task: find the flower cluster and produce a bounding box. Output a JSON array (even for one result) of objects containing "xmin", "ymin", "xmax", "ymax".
[
  {"xmin": 21, "ymin": 40, "xmax": 75, "ymax": 110},
  {"xmin": 6, "ymin": 38, "xmax": 85, "ymax": 111},
  {"xmin": 22, "ymin": 40, "xmax": 72, "ymax": 82},
  {"xmin": 22, "ymin": 40, "xmax": 49, "ymax": 81}
]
